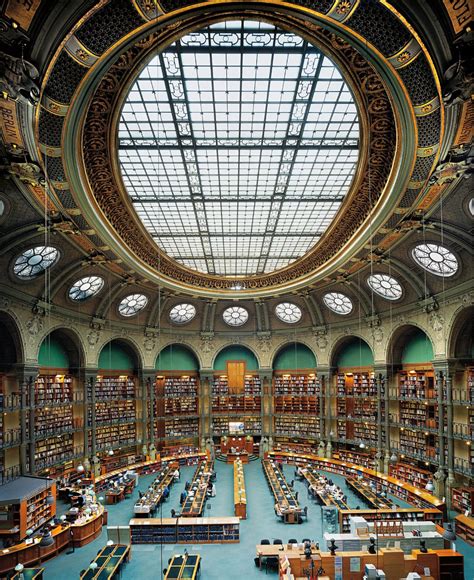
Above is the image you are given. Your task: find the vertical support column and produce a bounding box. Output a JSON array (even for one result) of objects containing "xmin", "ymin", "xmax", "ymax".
[
  {"xmin": 259, "ymin": 369, "xmax": 272, "ymax": 456},
  {"xmin": 78, "ymin": 368, "xmax": 96, "ymax": 473},
  {"xmin": 434, "ymin": 369, "xmax": 446, "ymax": 499},
  {"xmin": 383, "ymin": 366, "xmax": 394, "ymax": 475},
  {"xmin": 318, "ymin": 366, "xmax": 332, "ymax": 458},
  {"xmin": 141, "ymin": 370, "xmax": 156, "ymax": 459},
  {"xmin": 199, "ymin": 371, "xmax": 213, "ymax": 451},
  {"xmin": 88, "ymin": 373, "xmax": 99, "ymax": 477},
  {"xmin": 16, "ymin": 365, "xmax": 38, "ymax": 475},
  {"xmin": 28, "ymin": 376, "xmax": 35, "ymax": 474},
  {"xmin": 373, "ymin": 364, "xmax": 387, "ymax": 473},
  {"xmin": 445, "ymin": 367, "xmax": 456, "ymax": 508}
]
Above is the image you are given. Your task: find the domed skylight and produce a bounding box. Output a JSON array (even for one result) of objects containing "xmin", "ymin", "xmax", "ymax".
[
  {"xmin": 275, "ymin": 302, "xmax": 302, "ymax": 323},
  {"xmin": 14, "ymin": 246, "xmax": 59, "ymax": 280},
  {"xmin": 323, "ymin": 292, "xmax": 353, "ymax": 315},
  {"xmin": 412, "ymin": 243, "xmax": 458, "ymax": 277},
  {"xmin": 119, "ymin": 20, "xmax": 359, "ymax": 277}
]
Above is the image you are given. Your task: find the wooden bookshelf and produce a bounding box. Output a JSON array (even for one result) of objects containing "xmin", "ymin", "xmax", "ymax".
[
  {"xmin": 154, "ymin": 373, "xmax": 199, "ymax": 441},
  {"xmin": 389, "ymin": 462, "xmax": 432, "ymax": 489},
  {"xmin": 211, "ymin": 375, "xmax": 261, "ymax": 414},
  {"xmin": 398, "ymin": 369, "xmax": 435, "ymax": 399},
  {"xmin": 35, "ymin": 434, "xmax": 74, "ymax": 471},
  {"xmin": 455, "ymin": 513, "xmax": 474, "ymax": 545},
  {"xmin": 452, "ymin": 487, "xmax": 474, "ymax": 514},
  {"xmin": 129, "ymin": 516, "xmax": 239, "ymax": 544},
  {"xmin": 0, "ymin": 477, "xmax": 56, "ymax": 541}
]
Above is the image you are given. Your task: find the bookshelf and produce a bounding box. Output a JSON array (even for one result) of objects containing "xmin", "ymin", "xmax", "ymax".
[
  {"xmin": 398, "ymin": 370, "xmax": 436, "ymax": 399},
  {"xmin": 129, "ymin": 516, "xmax": 240, "ymax": 544},
  {"xmin": 389, "ymin": 462, "xmax": 432, "ymax": 489},
  {"xmin": 452, "ymin": 487, "xmax": 474, "ymax": 514},
  {"xmin": 211, "ymin": 375, "xmax": 261, "ymax": 433},
  {"xmin": 35, "ymin": 434, "xmax": 74, "ymax": 470},
  {"xmin": 455, "ymin": 514, "xmax": 474, "ymax": 545},
  {"xmin": 339, "ymin": 508, "xmax": 443, "ymax": 533},
  {"xmin": 0, "ymin": 476, "xmax": 56, "ymax": 541},
  {"xmin": 153, "ymin": 373, "xmax": 200, "ymax": 443},
  {"xmin": 273, "ymin": 372, "xmax": 321, "ymax": 440},
  {"xmin": 335, "ymin": 371, "xmax": 377, "ymax": 448}
]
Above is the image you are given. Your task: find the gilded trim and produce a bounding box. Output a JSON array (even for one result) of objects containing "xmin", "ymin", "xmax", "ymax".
[
  {"xmin": 65, "ymin": 35, "xmax": 100, "ymax": 67},
  {"xmin": 414, "ymin": 96, "xmax": 441, "ymax": 117},
  {"xmin": 387, "ymin": 37, "xmax": 422, "ymax": 69},
  {"xmin": 41, "ymin": 95, "xmax": 69, "ymax": 116},
  {"xmin": 39, "ymin": 143, "xmax": 62, "ymax": 157},
  {"xmin": 132, "ymin": 0, "xmax": 164, "ymax": 21},
  {"xmin": 407, "ymin": 179, "xmax": 425, "ymax": 190},
  {"xmin": 50, "ymin": 180, "xmax": 70, "ymax": 190},
  {"xmin": 417, "ymin": 143, "xmax": 439, "ymax": 158},
  {"xmin": 326, "ymin": 0, "xmax": 359, "ymax": 23}
]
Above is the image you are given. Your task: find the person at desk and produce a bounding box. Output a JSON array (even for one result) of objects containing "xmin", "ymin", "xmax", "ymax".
[
  {"xmin": 163, "ymin": 485, "xmax": 170, "ymax": 500},
  {"xmin": 180, "ymin": 490, "xmax": 187, "ymax": 505},
  {"xmin": 173, "ymin": 468, "xmax": 180, "ymax": 481}
]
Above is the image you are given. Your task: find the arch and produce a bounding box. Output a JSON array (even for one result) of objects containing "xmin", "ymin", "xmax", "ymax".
[
  {"xmin": 212, "ymin": 344, "xmax": 259, "ymax": 371},
  {"xmin": 98, "ymin": 338, "xmax": 142, "ymax": 372},
  {"xmin": 156, "ymin": 343, "xmax": 200, "ymax": 371},
  {"xmin": 37, "ymin": 326, "xmax": 85, "ymax": 369},
  {"xmin": 329, "ymin": 335, "xmax": 374, "ymax": 369},
  {"xmin": 448, "ymin": 305, "xmax": 474, "ymax": 360},
  {"xmin": 0, "ymin": 311, "xmax": 23, "ymax": 369},
  {"xmin": 273, "ymin": 342, "xmax": 317, "ymax": 371},
  {"xmin": 386, "ymin": 324, "xmax": 434, "ymax": 365}
]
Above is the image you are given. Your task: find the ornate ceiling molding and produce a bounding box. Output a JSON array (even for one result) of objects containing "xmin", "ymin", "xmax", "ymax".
[{"xmin": 32, "ymin": 0, "xmax": 445, "ymax": 298}]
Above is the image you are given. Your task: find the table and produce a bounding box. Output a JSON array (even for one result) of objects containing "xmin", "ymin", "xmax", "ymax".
[
  {"xmin": 227, "ymin": 451, "xmax": 249, "ymax": 464},
  {"xmin": 8, "ymin": 568, "xmax": 44, "ymax": 579},
  {"xmin": 133, "ymin": 465, "xmax": 175, "ymax": 515},
  {"xmin": 300, "ymin": 466, "xmax": 349, "ymax": 510},
  {"xmin": 164, "ymin": 554, "xmax": 201, "ymax": 579},
  {"xmin": 346, "ymin": 477, "xmax": 394, "ymax": 509},
  {"xmin": 255, "ymin": 543, "xmax": 321, "ymax": 576},
  {"xmin": 233, "ymin": 459, "xmax": 247, "ymax": 519},
  {"xmin": 262, "ymin": 459, "xmax": 301, "ymax": 523},
  {"xmin": 80, "ymin": 544, "xmax": 130, "ymax": 580},
  {"xmin": 181, "ymin": 459, "xmax": 214, "ymax": 517},
  {"xmin": 105, "ymin": 489, "xmax": 124, "ymax": 505}
]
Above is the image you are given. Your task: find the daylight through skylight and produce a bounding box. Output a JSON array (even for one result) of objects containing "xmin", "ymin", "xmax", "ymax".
[{"xmin": 119, "ymin": 20, "xmax": 359, "ymax": 277}]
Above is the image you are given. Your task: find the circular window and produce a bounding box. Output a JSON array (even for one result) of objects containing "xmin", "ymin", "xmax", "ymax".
[
  {"xmin": 468, "ymin": 198, "xmax": 474, "ymax": 217},
  {"xmin": 69, "ymin": 276, "xmax": 104, "ymax": 301},
  {"xmin": 223, "ymin": 306, "xmax": 249, "ymax": 327},
  {"xmin": 323, "ymin": 292, "xmax": 353, "ymax": 315},
  {"xmin": 367, "ymin": 274, "xmax": 402, "ymax": 301},
  {"xmin": 275, "ymin": 302, "xmax": 302, "ymax": 324},
  {"xmin": 13, "ymin": 246, "xmax": 59, "ymax": 280},
  {"xmin": 412, "ymin": 243, "xmax": 458, "ymax": 277},
  {"xmin": 170, "ymin": 303, "xmax": 196, "ymax": 324},
  {"xmin": 118, "ymin": 293, "xmax": 148, "ymax": 317}
]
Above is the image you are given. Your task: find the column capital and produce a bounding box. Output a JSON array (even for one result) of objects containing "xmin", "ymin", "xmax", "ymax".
[{"xmin": 14, "ymin": 363, "xmax": 39, "ymax": 381}]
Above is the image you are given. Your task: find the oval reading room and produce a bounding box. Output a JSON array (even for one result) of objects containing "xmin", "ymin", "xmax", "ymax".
[{"xmin": 0, "ymin": 0, "xmax": 472, "ymax": 579}]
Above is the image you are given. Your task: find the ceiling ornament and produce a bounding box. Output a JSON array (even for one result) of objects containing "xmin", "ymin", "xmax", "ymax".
[{"xmin": 33, "ymin": 0, "xmax": 444, "ymax": 297}]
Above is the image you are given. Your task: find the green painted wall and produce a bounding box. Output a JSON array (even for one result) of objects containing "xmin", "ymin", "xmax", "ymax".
[
  {"xmin": 98, "ymin": 343, "xmax": 135, "ymax": 371},
  {"xmin": 156, "ymin": 344, "xmax": 199, "ymax": 371},
  {"xmin": 401, "ymin": 329, "xmax": 434, "ymax": 364},
  {"xmin": 213, "ymin": 346, "xmax": 258, "ymax": 371},
  {"xmin": 38, "ymin": 337, "xmax": 69, "ymax": 368},
  {"xmin": 273, "ymin": 343, "xmax": 316, "ymax": 370},
  {"xmin": 336, "ymin": 338, "xmax": 374, "ymax": 368}
]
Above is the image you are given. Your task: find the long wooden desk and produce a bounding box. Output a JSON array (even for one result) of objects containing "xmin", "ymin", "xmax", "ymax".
[
  {"xmin": 268, "ymin": 451, "xmax": 445, "ymax": 514},
  {"xmin": 181, "ymin": 459, "xmax": 214, "ymax": 517},
  {"xmin": 0, "ymin": 505, "xmax": 105, "ymax": 575},
  {"xmin": 346, "ymin": 477, "xmax": 394, "ymax": 509},
  {"xmin": 134, "ymin": 465, "xmax": 176, "ymax": 515},
  {"xmin": 233, "ymin": 459, "xmax": 247, "ymax": 519},
  {"xmin": 300, "ymin": 465, "xmax": 349, "ymax": 510},
  {"xmin": 164, "ymin": 554, "xmax": 201, "ymax": 579},
  {"xmin": 262, "ymin": 459, "xmax": 301, "ymax": 523},
  {"xmin": 80, "ymin": 544, "xmax": 130, "ymax": 580}
]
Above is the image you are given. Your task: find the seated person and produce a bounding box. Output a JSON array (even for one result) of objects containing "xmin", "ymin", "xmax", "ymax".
[{"xmin": 163, "ymin": 486, "xmax": 170, "ymax": 499}]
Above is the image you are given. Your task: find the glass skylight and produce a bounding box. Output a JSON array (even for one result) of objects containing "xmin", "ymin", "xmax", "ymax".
[
  {"xmin": 223, "ymin": 305, "xmax": 249, "ymax": 326},
  {"xmin": 69, "ymin": 276, "xmax": 104, "ymax": 301},
  {"xmin": 170, "ymin": 303, "xmax": 196, "ymax": 324},
  {"xmin": 119, "ymin": 20, "xmax": 359, "ymax": 277},
  {"xmin": 412, "ymin": 243, "xmax": 458, "ymax": 277},
  {"xmin": 323, "ymin": 292, "xmax": 353, "ymax": 315},
  {"xmin": 367, "ymin": 273, "xmax": 402, "ymax": 300},
  {"xmin": 14, "ymin": 246, "xmax": 59, "ymax": 280},
  {"xmin": 118, "ymin": 293, "xmax": 148, "ymax": 317},
  {"xmin": 275, "ymin": 302, "xmax": 302, "ymax": 323}
]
